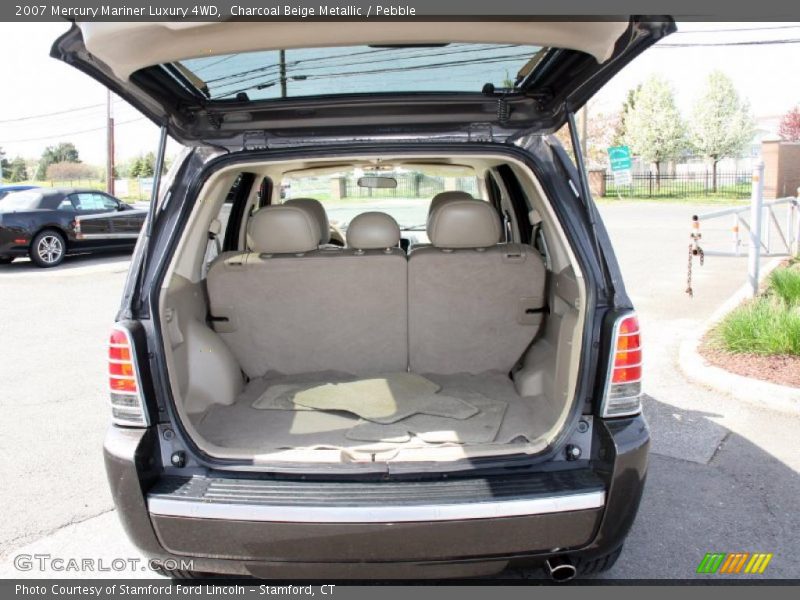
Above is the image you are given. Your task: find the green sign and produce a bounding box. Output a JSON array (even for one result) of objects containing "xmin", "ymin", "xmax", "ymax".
[{"xmin": 608, "ymin": 145, "xmax": 632, "ymax": 171}]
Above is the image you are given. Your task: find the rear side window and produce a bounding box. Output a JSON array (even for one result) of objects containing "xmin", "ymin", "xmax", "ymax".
[
  {"xmin": 1, "ymin": 191, "xmax": 42, "ymax": 210},
  {"xmin": 71, "ymin": 193, "xmax": 118, "ymax": 212}
]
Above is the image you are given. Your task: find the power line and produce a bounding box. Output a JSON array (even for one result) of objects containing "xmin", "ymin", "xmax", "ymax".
[
  {"xmin": 656, "ymin": 38, "xmax": 800, "ymax": 47},
  {"xmin": 213, "ymin": 48, "xmax": 533, "ymax": 98},
  {"xmin": 203, "ymin": 44, "xmax": 516, "ymax": 88},
  {"xmin": 0, "ymin": 117, "xmax": 145, "ymax": 145},
  {"xmin": 0, "ymin": 103, "xmax": 106, "ymax": 124},
  {"xmin": 673, "ymin": 25, "xmax": 800, "ymax": 34}
]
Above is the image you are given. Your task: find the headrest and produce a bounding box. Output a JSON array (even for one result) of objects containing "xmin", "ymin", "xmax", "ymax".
[
  {"xmin": 427, "ymin": 200, "xmax": 502, "ymax": 249},
  {"xmin": 284, "ymin": 197, "xmax": 330, "ymax": 244},
  {"xmin": 428, "ymin": 190, "xmax": 476, "ymax": 215},
  {"xmin": 345, "ymin": 212, "xmax": 401, "ymax": 251},
  {"xmin": 248, "ymin": 205, "xmax": 321, "ymax": 254}
]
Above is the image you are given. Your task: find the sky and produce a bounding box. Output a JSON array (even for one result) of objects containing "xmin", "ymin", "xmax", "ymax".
[{"xmin": 0, "ymin": 21, "xmax": 799, "ymax": 166}]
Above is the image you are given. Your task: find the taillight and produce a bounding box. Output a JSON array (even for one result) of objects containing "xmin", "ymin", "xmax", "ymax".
[
  {"xmin": 600, "ymin": 313, "xmax": 643, "ymax": 418},
  {"xmin": 108, "ymin": 325, "xmax": 149, "ymax": 426}
]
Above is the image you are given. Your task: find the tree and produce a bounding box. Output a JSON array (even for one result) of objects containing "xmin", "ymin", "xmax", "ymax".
[
  {"xmin": 36, "ymin": 142, "xmax": 81, "ymax": 180},
  {"xmin": 45, "ymin": 161, "xmax": 95, "ymax": 182},
  {"xmin": 0, "ymin": 147, "xmax": 8, "ymax": 182},
  {"xmin": 139, "ymin": 152, "xmax": 156, "ymax": 177},
  {"xmin": 612, "ymin": 84, "xmax": 641, "ymax": 147},
  {"xmin": 689, "ymin": 71, "xmax": 755, "ymax": 192},
  {"xmin": 624, "ymin": 75, "xmax": 686, "ymax": 184},
  {"xmin": 585, "ymin": 110, "xmax": 621, "ymax": 167},
  {"xmin": 7, "ymin": 157, "xmax": 28, "ymax": 182},
  {"xmin": 778, "ymin": 106, "xmax": 800, "ymax": 142}
]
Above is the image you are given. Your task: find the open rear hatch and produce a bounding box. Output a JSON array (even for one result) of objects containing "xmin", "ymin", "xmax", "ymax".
[{"xmin": 51, "ymin": 18, "xmax": 674, "ymax": 147}]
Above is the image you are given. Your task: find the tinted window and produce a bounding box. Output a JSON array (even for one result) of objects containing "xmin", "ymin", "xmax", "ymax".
[
  {"xmin": 72, "ymin": 193, "xmax": 118, "ymax": 212},
  {"xmin": 0, "ymin": 191, "xmax": 42, "ymax": 210},
  {"xmin": 57, "ymin": 198, "xmax": 75, "ymax": 211},
  {"xmin": 177, "ymin": 44, "xmax": 543, "ymax": 101}
]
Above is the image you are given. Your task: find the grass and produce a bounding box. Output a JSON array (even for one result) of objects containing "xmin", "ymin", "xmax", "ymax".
[
  {"xmin": 710, "ymin": 263, "xmax": 800, "ymax": 356},
  {"xmin": 769, "ymin": 267, "xmax": 800, "ymax": 307}
]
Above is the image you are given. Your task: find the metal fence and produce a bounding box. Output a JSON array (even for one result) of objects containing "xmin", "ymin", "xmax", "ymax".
[{"xmin": 604, "ymin": 171, "xmax": 751, "ymax": 199}]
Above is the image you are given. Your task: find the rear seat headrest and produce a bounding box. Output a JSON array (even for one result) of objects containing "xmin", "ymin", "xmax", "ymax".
[
  {"xmin": 427, "ymin": 200, "xmax": 502, "ymax": 249},
  {"xmin": 248, "ymin": 205, "xmax": 321, "ymax": 254},
  {"xmin": 284, "ymin": 197, "xmax": 330, "ymax": 244},
  {"xmin": 345, "ymin": 212, "xmax": 401, "ymax": 251},
  {"xmin": 428, "ymin": 190, "xmax": 475, "ymax": 216}
]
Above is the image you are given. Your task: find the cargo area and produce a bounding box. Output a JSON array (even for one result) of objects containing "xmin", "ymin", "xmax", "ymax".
[{"xmin": 158, "ymin": 153, "xmax": 588, "ymax": 466}]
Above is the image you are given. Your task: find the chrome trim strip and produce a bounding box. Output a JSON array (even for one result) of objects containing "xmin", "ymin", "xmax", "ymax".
[
  {"xmin": 147, "ymin": 490, "xmax": 605, "ymax": 523},
  {"xmin": 77, "ymin": 233, "xmax": 139, "ymax": 240}
]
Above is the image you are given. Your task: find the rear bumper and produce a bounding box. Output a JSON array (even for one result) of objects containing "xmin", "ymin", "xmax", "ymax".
[
  {"xmin": 104, "ymin": 415, "xmax": 649, "ymax": 578},
  {"xmin": 0, "ymin": 230, "xmax": 30, "ymax": 257}
]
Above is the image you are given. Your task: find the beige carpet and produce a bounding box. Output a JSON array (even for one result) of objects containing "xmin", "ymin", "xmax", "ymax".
[
  {"xmin": 193, "ymin": 370, "xmax": 557, "ymax": 453},
  {"xmin": 254, "ymin": 372, "xmax": 479, "ymax": 424}
]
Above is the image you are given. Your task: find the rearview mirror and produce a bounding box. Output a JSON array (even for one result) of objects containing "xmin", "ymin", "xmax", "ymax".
[{"xmin": 357, "ymin": 176, "xmax": 397, "ymax": 189}]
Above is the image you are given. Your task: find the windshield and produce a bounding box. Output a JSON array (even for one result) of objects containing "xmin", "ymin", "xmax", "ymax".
[
  {"xmin": 0, "ymin": 191, "xmax": 42, "ymax": 210},
  {"xmin": 281, "ymin": 167, "xmax": 484, "ymax": 231},
  {"xmin": 177, "ymin": 44, "xmax": 543, "ymax": 100}
]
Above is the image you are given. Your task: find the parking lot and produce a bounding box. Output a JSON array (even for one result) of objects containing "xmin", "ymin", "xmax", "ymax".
[{"xmin": 0, "ymin": 201, "xmax": 798, "ymax": 579}]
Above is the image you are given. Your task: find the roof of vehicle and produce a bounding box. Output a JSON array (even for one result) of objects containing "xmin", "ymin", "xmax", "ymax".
[
  {"xmin": 37, "ymin": 188, "xmax": 118, "ymax": 196},
  {"xmin": 0, "ymin": 184, "xmax": 38, "ymax": 191}
]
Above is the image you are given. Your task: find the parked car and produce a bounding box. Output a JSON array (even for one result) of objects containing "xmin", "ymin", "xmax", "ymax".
[
  {"xmin": 53, "ymin": 17, "xmax": 674, "ymax": 580},
  {"xmin": 0, "ymin": 188, "xmax": 146, "ymax": 267},
  {"xmin": 0, "ymin": 184, "xmax": 38, "ymax": 200}
]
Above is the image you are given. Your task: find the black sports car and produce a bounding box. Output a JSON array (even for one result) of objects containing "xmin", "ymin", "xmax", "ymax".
[{"xmin": 0, "ymin": 188, "xmax": 147, "ymax": 267}]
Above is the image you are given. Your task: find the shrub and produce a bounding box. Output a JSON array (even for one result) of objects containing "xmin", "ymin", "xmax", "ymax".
[
  {"xmin": 768, "ymin": 266, "xmax": 800, "ymax": 307},
  {"xmin": 714, "ymin": 298, "xmax": 800, "ymax": 356}
]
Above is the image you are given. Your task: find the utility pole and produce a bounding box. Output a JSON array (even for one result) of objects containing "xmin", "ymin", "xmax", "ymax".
[
  {"xmin": 106, "ymin": 90, "xmax": 115, "ymax": 195},
  {"xmin": 279, "ymin": 50, "xmax": 287, "ymax": 98}
]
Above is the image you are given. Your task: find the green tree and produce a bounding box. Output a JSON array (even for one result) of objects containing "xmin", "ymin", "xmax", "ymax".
[
  {"xmin": 0, "ymin": 147, "xmax": 9, "ymax": 182},
  {"xmin": 7, "ymin": 157, "xmax": 28, "ymax": 182},
  {"xmin": 128, "ymin": 157, "xmax": 142, "ymax": 178},
  {"xmin": 624, "ymin": 75, "xmax": 686, "ymax": 184},
  {"xmin": 139, "ymin": 152, "xmax": 156, "ymax": 177},
  {"xmin": 689, "ymin": 71, "xmax": 755, "ymax": 192},
  {"xmin": 36, "ymin": 142, "xmax": 80, "ymax": 180},
  {"xmin": 612, "ymin": 84, "xmax": 641, "ymax": 147}
]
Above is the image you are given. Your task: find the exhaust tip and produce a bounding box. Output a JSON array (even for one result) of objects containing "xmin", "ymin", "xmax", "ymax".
[{"xmin": 544, "ymin": 557, "xmax": 577, "ymax": 582}]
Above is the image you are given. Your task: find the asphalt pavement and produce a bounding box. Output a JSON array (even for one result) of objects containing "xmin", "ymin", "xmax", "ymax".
[{"xmin": 0, "ymin": 201, "xmax": 797, "ymax": 580}]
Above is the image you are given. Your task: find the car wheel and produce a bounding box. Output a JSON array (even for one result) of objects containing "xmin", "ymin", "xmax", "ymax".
[
  {"xmin": 30, "ymin": 230, "xmax": 66, "ymax": 268},
  {"xmin": 0, "ymin": 257, "xmax": 14, "ymax": 265}
]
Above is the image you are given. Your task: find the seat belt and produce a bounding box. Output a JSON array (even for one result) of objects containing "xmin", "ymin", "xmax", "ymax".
[{"xmin": 502, "ymin": 210, "xmax": 513, "ymax": 243}]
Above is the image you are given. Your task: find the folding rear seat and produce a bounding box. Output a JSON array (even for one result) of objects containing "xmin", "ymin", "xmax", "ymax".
[
  {"xmin": 206, "ymin": 206, "xmax": 407, "ymax": 378},
  {"xmin": 408, "ymin": 200, "xmax": 547, "ymax": 374}
]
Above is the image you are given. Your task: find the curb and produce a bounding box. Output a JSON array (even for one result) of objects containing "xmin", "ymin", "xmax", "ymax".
[{"xmin": 678, "ymin": 257, "xmax": 799, "ymax": 415}]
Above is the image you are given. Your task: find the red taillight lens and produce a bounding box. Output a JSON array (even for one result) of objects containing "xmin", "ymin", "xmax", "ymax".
[
  {"xmin": 108, "ymin": 326, "xmax": 148, "ymax": 426},
  {"xmin": 602, "ymin": 313, "xmax": 643, "ymax": 417},
  {"xmin": 108, "ymin": 345, "xmax": 131, "ymax": 361}
]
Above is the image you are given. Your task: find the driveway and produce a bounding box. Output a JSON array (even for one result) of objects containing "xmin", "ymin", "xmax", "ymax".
[{"xmin": 0, "ymin": 201, "xmax": 797, "ymax": 579}]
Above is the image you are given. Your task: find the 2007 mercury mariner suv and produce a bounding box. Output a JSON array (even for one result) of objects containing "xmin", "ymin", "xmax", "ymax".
[{"xmin": 53, "ymin": 17, "xmax": 673, "ymax": 580}]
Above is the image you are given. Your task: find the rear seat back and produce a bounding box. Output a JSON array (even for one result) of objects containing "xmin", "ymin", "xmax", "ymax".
[
  {"xmin": 408, "ymin": 200, "xmax": 547, "ymax": 374},
  {"xmin": 206, "ymin": 206, "xmax": 407, "ymax": 377}
]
